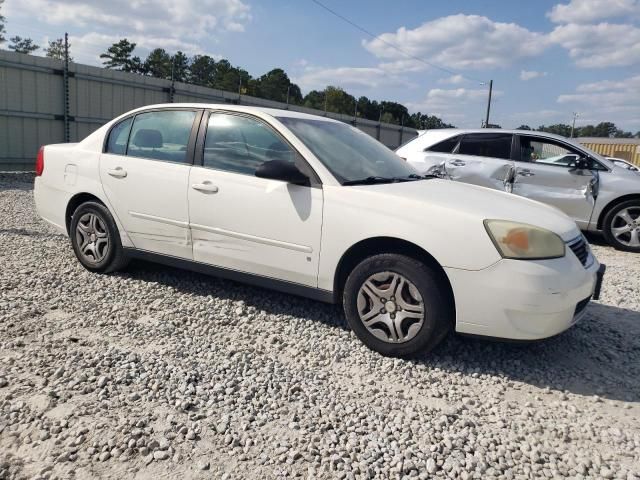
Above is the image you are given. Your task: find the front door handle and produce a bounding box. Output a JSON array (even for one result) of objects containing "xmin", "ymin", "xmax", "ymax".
[
  {"xmin": 449, "ymin": 159, "xmax": 466, "ymax": 167},
  {"xmin": 192, "ymin": 182, "xmax": 219, "ymax": 193},
  {"xmin": 107, "ymin": 167, "xmax": 127, "ymax": 178},
  {"xmin": 518, "ymin": 169, "xmax": 535, "ymax": 177}
]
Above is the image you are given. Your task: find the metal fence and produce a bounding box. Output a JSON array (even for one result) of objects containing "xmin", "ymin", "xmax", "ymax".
[{"xmin": 0, "ymin": 50, "xmax": 418, "ymax": 171}]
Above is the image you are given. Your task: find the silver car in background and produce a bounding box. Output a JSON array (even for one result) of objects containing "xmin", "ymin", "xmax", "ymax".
[
  {"xmin": 608, "ymin": 157, "xmax": 639, "ymax": 172},
  {"xmin": 397, "ymin": 129, "xmax": 640, "ymax": 252}
]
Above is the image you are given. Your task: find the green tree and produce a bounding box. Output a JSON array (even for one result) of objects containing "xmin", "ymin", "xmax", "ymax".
[
  {"xmin": 538, "ymin": 124, "xmax": 572, "ymax": 137},
  {"xmin": 189, "ymin": 55, "xmax": 216, "ymax": 86},
  {"xmin": 100, "ymin": 39, "xmax": 140, "ymax": 72},
  {"xmin": 356, "ymin": 96, "xmax": 381, "ymax": 121},
  {"xmin": 408, "ymin": 112, "xmax": 455, "ymax": 129},
  {"xmin": 0, "ymin": 0, "xmax": 6, "ymax": 44},
  {"xmin": 380, "ymin": 101, "xmax": 409, "ymax": 125},
  {"xmin": 144, "ymin": 48, "xmax": 172, "ymax": 79},
  {"xmin": 325, "ymin": 86, "xmax": 356, "ymax": 114},
  {"xmin": 8, "ymin": 36, "xmax": 39, "ymax": 54},
  {"xmin": 255, "ymin": 68, "xmax": 302, "ymax": 104},
  {"xmin": 302, "ymin": 90, "xmax": 325, "ymax": 110},
  {"xmin": 172, "ymin": 51, "xmax": 190, "ymax": 83},
  {"xmin": 45, "ymin": 38, "xmax": 72, "ymax": 62},
  {"xmin": 516, "ymin": 125, "xmax": 531, "ymax": 130}
]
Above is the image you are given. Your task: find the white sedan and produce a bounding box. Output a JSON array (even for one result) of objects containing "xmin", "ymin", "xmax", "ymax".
[{"xmin": 34, "ymin": 104, "xmax": 604, "ymax": 357}]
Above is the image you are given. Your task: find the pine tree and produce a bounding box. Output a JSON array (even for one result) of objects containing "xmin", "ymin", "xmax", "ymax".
[
  {"xmin": 45, "ymin": 38, "xmax": 72, "ymax": 62},
  {"xmin": 8, "ymin": 36, "xmax": 40, "ymax": 54}
]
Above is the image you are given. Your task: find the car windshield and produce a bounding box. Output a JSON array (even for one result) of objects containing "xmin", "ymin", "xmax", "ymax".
[{"xmin": 277, "ymin": 117, "xmax": 420, "ymax": 184}]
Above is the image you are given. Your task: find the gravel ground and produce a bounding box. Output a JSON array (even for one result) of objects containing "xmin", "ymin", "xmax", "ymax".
[{"xmin": 1, "ymin": 172, "xmax": 639, "ymax": 480}]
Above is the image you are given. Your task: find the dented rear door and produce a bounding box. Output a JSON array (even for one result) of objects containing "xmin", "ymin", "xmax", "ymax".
[{"xmin": 444, "ymin": 133, "xmax": 515, "ymax": 192}]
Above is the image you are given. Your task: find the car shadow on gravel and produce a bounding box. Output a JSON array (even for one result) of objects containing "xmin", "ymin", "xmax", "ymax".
[
  {"xmin": 122, "ymin": 260, "xmax": 639, "ymax": 403},
  {"xmin": 416, "ymin": 302, "xmax": 640, "ymax": 403}
]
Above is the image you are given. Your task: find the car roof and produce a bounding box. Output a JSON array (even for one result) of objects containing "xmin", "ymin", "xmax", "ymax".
[
  {"xmin": 417, "ymin": 128, "xmax": 572, "ymax": 142},
  {"xmin": 122, "ymin": 103, "xmax": 342, "ymax": 123}
]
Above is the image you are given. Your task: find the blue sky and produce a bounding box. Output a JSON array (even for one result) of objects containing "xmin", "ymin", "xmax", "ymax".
[{"xmin": 4, "ymin": 0, "xmax": 640, "ymax": 131}]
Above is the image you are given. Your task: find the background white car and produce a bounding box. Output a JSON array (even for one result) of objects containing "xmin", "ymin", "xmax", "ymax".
[
  {"xmin": 35, "ymin": 105, "xmax": 602, "ymax": 356},
  {"xmin": 397, "ymin": 129, "xmax": 640, "ymax": 252},
  {"xmin": 607, "ymin": 157, "xmax": 639, "ymax": 172}
]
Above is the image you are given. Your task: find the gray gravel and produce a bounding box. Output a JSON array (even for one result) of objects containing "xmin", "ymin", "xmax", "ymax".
[{"xmin": 1, "ymin": 172, "xmax": 639, "ymax": 479}]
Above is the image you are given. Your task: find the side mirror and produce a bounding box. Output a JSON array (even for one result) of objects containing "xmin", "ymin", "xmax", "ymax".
[
  {"xmin": 255, "ymin": 160, "xmax": 310, "ymax": 186},
  {"xmin": 570, "ymin": 158, "xmax": 590, "ymax": 171}
]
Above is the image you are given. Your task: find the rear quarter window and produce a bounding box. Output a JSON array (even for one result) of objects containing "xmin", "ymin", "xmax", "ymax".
[
  {"xmin": 105, "ymin": 117, "xmax": 133, "ymax": 155},
  {"xmin": 426, "ymin": 135, "xmax": 462, "ymax": 153}
]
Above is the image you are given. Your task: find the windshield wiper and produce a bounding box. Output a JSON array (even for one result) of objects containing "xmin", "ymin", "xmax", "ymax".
[
  {"xmin": 343, "ymin": 174, "xmax": 435, "ymax": 186},
  {"xmin": 342, "ymin": 176, "xmax": 396, "ymax": 186}
]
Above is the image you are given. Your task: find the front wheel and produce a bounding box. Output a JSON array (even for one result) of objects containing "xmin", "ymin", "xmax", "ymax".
[
  {"xmin": 342, "ymin": 254, "xmax": 453, "ymax": 357},
  {"xmin": 602, "ymin": 200, "xmax": 640, "ymax": 252},
  {"xmin": 70, "ymin": 201, "xmax": 129, "ymax": 273}
]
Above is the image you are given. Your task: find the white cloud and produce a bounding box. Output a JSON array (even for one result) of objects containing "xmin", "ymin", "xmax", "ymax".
[
  {"xmin": 438, "ymin": 74, "xmax": 465, "ymax": 85},
  {"xmin": 5, "ymin": 0, "xmax": 251, "ymax": 39},
  {"xmin": 405, "ymin": 87, "xmax": 501, "ymax": 127},
  {"xmin": 549, "ymin": 22, "xmax": 640, "ymax": 67},
  {"xmin": 520, "ymin": 70, "xmax": 548, "ymax": 80},
  {"xmin": 293, "ymin": 66, "xmax": 410, "ymax": 92},
  {"xmin": 557, "ymin": 75, "xmax": 640, "ymax": 129},
  {"xmin": 547, "ymin": 0, "xmax": 640, "ymax": 24},
  {"xmin": 363, "ymin": 15, "xmax": 548, "ymax": 71}
]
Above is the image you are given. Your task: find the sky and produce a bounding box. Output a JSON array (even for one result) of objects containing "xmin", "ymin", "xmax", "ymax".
[{"xmin": 3, "ymin": 0, "xmax": 640, "ymax": 131}]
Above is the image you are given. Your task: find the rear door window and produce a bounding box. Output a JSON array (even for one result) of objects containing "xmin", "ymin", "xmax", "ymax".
[
  {"xmin": 458, "ymin": 133, "xmax": 513, "ymax": 160},
  {"xmin": 127, "ymin": 110, "xmax": 197, "ymax": 164}
]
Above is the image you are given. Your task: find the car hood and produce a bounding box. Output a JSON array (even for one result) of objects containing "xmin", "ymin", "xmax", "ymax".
[{"xmin": 354, "ymin": 179, "xmax": 581, "ymax": 242}]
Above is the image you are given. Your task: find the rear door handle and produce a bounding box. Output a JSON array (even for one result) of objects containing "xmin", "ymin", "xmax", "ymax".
[
  {"xmin": 107, "ymin": 167, "xmax": 127, "ymax": 178},
  {"xmin": 449, "ymin": 159, "xmax": 466, "ymax": 167},
  {"xmin": 192, "ymin": 182, "xmax": 219, "ymax": 193},
  {"xmin": 518, "ymin": 169, "xmax": 535, "ymax": 177}
]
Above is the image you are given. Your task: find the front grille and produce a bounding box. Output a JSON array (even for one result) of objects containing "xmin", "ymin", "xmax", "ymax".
[{"xmin": 568, "ymin": 236, "xmax": 589, "ymax": 267}]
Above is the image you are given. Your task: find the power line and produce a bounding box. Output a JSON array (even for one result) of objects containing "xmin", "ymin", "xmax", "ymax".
[{"xmin": 309, "ymin": 0, "xmax": 487, "ymax": 84}]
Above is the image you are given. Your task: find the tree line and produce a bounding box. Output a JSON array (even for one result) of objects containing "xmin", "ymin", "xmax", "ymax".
[
  {"xmin": 0, "ymin": 1, "xmax": 637, "ymax": 136},
  {"xmin": 96, "ymin": 39, "xmax": 452, "ymax": 129},
  {"xmin": 516, "ymin": 123, "xmax": 639, "ymax": 139}
]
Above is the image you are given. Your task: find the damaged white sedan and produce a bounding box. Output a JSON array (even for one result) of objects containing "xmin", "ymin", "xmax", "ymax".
[{"xmin": 35, "ymin": 105, "xmax": 604, "ymax": 357}]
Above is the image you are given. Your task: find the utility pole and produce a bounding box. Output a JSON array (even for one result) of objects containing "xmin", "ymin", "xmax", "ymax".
[
  {"xmin": 286, "ymin": 85, "xmax": 290, "ymax": 107},
  {"xmin": 484, "ymin": 79, "xmax": 493, "ymax": 128},
  {"xmin": 324, "ymin": 88, "xmax": 328, "ymax": 115},
  {"xmin": 570, "ymin": 112, "xmax": 579, "ymax": 138},
  {"xmin": 169, "ymin": 56, "xmax": 175, "ymax": 103},
  {"xmin": 63, "ymin": 32, "xmax": 70, "ymax": 142}
]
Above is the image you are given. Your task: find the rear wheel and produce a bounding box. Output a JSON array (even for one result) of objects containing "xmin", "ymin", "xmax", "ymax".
[
  {"xmin": 343, "ymin": 254, "xmax": 453, "ymax": 357},
  {"xmin": 70, "ymin": 201, "xmax": 129, "ymax": 273},
  {"xmin": 602, "ymin": 200, "xmax": 640, "ymax": 252}
]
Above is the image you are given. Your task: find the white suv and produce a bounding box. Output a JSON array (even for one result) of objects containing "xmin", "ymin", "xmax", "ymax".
[
  {"xmin": 397, "ymin": 129, "xmax": 640, "ymax": 252},
  {"xmin": 34, "ymin": 105, "xmax": 603, "ymax": 357}
]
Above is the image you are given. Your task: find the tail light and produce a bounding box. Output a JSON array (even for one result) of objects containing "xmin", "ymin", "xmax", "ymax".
[{"xmin": 35, "ymin": 146, "xmax": 44, "ymax": 176}]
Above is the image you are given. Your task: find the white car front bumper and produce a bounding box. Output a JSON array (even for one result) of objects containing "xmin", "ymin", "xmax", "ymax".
[{"xmin": 446, "ymin": 252, "xmax": 602, "ymax": 341}]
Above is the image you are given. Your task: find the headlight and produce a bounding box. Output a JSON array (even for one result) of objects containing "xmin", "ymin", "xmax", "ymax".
[{"xmin": 484, "ymin": 220, "xmax": 565, "ymax": 260}]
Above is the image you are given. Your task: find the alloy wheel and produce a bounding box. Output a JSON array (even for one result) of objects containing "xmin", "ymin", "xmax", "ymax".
[
  {"xmin": 75, "ymin": 212, "xmax": 110, "ymax": 264},
  {"xmin": 611, "ymin": 207, "xmax": 640, "ymax": 248},
  {"xmin": 356, "ymin": 271, "xmax": 425, "ymax": 343}
]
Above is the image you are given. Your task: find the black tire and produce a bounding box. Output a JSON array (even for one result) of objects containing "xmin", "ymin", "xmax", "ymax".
[
  {"xmin": 602, "ymin": 199, "xmax": 640, "ymax": 253},
  {"xmin": 69, "ymin": 201, "xmax": 129, "ymax": 273},
  {"xmin": 342, "ymin": 254, "xmax": 453, "ymax": 357}
]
